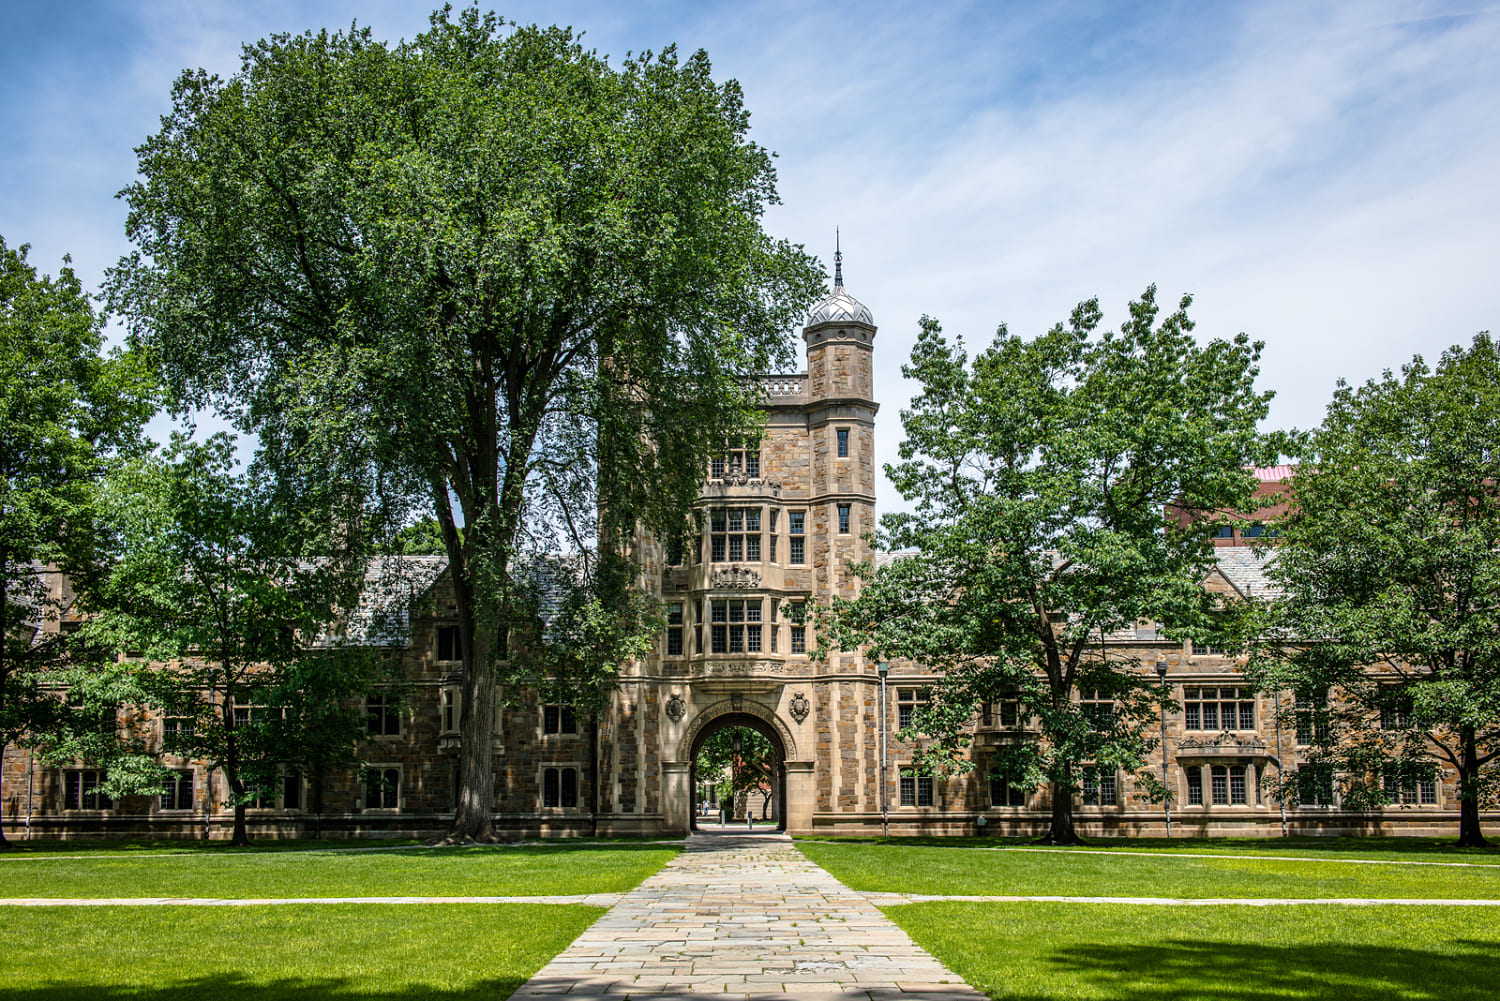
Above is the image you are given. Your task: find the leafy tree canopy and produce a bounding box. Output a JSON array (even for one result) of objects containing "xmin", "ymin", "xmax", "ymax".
[
  {"xmin": 822, "ymin": 287, "xmax": 1276, "ymax": 843},
  {"xmin": 84, "ymin": 434, "xmax": 387, "ymax": 845},
  {"xmin": 1, "ymin": 235, "xmax": 156, "ymax": 846},
  {"xmin": 1248, "ymin": 333, "xmax": 1500, "ymax": 846},
  {"xmin": 106, "ymin": 7, "xmax": 824, "ymax": 841}
]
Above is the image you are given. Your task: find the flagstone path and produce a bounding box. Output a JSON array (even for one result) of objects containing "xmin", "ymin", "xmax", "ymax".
[{"xmin": 509, "ymin": 830, "xmax": 986, "ymax": 1000}]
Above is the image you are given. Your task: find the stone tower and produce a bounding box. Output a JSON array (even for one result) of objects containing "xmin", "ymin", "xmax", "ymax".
[{"xmin": 801, "ymin": 242, "xmax": 879, "ymax": 603}]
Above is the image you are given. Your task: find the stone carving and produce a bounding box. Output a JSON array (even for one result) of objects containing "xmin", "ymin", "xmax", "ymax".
[
  {"xmin": 665, "ymin": 693, "xmax": 686, "ymax": 722},
  {"xmin": 710, "ymin": 567, "xmax": 762, "ymax": 589},
  {"xmin": 730, "ymin": 693, "xmax": 743, "ymax": 711},
  {"xmin": 704, "ymin": 660, "xmax": 787, "ymax": 676},
  {"xmin": 788, "ymin": 691, "xmax": 810, "ymax": 723},
  {"xmin": 1177, "ymin": 733, "xmax": 1269, "ymax": 752},
  {"xmin": 704, "ymin": 475, "xmax": 782, "ymax": 494}
]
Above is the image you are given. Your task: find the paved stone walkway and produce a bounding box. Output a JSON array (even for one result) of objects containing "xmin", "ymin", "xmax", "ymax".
[{"xmin": 511, "ymin": 831, "xmax": 986, "ymax": 1000}]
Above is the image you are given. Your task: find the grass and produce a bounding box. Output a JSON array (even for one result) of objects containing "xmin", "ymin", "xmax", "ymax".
[
  {"xmin": 886, "ymin": 901, "xmax": 1500, "ymax": 1000},
  {"xmin": 797, "ymin": 834, "xmax": 1500, "ymax": 861},
  {"xmin": 0, "ymin": 841, "xmax": 678, "ymax": 898},
  {"xmin": 796, "ymin": 839, "xmax": 1500, "ymax": 899},
  {"xmin": 0, "ymin": 903, "xmax": 603, "ymax": 1000}
]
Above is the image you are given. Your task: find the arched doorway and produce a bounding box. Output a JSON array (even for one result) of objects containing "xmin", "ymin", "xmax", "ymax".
[{"xmin": 687, "ymin": 713, "xmax": 788, "ymax": 832}]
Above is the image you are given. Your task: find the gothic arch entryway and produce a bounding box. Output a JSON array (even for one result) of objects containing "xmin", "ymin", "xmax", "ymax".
[{"xmin": 685, "ymin": 710, "xmax": 789, "ymax": 833}]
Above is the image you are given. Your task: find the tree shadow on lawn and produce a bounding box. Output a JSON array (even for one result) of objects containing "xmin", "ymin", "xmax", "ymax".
[
  {"xmin": 801, "ymin": 835, "xmax": 1500, "ymax": 856},
  {"xmin": 3, "ymin": 973, "xmax": 530, "ymax": 1001},
  {"xmin": 1, "ymin": 839, "xmax": 677, "ymax": 858},
  {"xmin": 378, "ymin": 840, "xmax": 679, "ymax": 857},
  {"xmin": 1011, "ymin": 938, "xmax": 1500, "ymax": 1001}
]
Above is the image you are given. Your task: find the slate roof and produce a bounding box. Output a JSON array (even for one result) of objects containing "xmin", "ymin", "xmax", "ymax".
[
  {"xmin": 1213, "ymin": 545, "xmax": 1278, "ymax": 598},
  {"xmin": 341, "ymin": 552, "xmax": 581, "ymax": 646},
  {"xmin": 342, "ymin": 556, "xmax": 448, "ymax": 645}
]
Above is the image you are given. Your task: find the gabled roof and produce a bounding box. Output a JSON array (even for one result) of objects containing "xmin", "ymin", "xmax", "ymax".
[
  {"xmin": 1213, "ymin": 546, "xmax": 1277, "ymax": 599},
  {"xmin": 342, "ymin": 556, "xmax": 448, "ymax": 645},
  {"xmin": 341, "ymin": 552, "xmax": 583, "ymax": 646}
]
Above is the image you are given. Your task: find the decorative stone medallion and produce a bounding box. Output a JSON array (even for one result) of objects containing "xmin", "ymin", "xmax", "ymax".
[
  {"xmin": 710, "ymin": 566, "xmax": 762, "ymax": 589},
  {"xmin": 665, "ymin": 694, "xmax": 686, "ymax": 722},
  {"xmin": 789, "ymin": 691, "xmax": 811, "ymax": 723}
]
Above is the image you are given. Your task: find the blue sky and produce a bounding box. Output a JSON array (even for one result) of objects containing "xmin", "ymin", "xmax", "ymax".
[{"xmin": 3, "ymin": 1, "xmax": 1498, "ymax": 505}]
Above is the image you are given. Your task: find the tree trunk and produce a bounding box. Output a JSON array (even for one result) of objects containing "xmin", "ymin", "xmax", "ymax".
[
  {"xmin": 446, "ymin": 620, "xmax": 498, "ymax": 842},
  {"xmin": 1457, "ymin": 725, "xmax": 1489, "ymax": 847},
  {"xmin": 226, "ymin": 769, "xmax": 250, "ymax": 847},
  {"xmin": 231, "ymin": 802, "xmax": 249, "ymax": 846},
  {"xmin": 1039, "ymin": 773, "xmax": 1084, "ymax": 845},
  {"xmin": 312, "ymin": 765, "xmax": 324, "ymax": 840}
]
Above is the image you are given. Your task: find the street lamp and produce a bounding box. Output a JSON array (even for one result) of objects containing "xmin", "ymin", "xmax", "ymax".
[
  {"xmin": 878, "ymin": 661, "xmax": 890, "ymax": 836},
  {"xmin": 1155, "ymin": 659, "xmax": 1172, "ymax": 838}
]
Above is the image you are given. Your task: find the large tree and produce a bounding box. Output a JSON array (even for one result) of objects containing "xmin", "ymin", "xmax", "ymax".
[
  {"xmin": 1247, "ymin": 334, "xmax": 1500, "ymax": 847},
  {"xmin": 1, "ymin": 236, "xmax": 155, "ymax": 847},
  {"xmin": 822, "ymin": 288, "xmax": 1275, "ymax": 844},
  {"xmin": 107, "ymin": 8, "xmax": 822, "ymax": 841},
  {"xmin": 86, "ymin": 435, "xmax": 383, "ymax": 845}
]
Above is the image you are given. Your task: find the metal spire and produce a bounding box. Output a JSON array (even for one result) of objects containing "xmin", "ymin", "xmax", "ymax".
[{"xmin": 834, "ymin": 227, "xmax": 844, "ymax": 288}]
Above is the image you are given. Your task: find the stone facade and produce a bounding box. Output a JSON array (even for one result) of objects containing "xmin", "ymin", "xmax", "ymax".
[{"xmin": 3, "ymin": 270, "xmax": 1493, "ymax": 841}]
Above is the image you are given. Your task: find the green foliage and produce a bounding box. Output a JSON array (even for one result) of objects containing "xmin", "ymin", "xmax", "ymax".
[
  {"xmin": 107, "ymin": 7, "xmax": 823, "ymax": 839},
  {"xmin": 821, "ymin": 287, "xmax": 1275, "ymax": 842},
  {"xmin": 1, "ymin": 235, "xmax": 157, "ymax": 843},
  {"xmin": 1248, "ymin": 333, "xmax": 1500, "ymax": 844},
  {"xmin": 387, "ymin": 518, "xmax": 449, "ymax": 555},
  {"xmin": 83, "ymin": 434, "xmax": 385, "ymax": 844},
  {"xmin": 509, "ymin": 552, "xmax": 664, "ymax": 723}
]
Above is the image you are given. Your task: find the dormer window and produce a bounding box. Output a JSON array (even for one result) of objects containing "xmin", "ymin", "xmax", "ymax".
[{"xmin": 710, "ymin": 438, "xmax": 760, "ymax": 479}]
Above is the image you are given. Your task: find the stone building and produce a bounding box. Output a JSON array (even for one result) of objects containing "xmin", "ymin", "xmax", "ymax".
[{"xmin": 2, "ymin": 257, "xmax": 1489, "ymax": 840}]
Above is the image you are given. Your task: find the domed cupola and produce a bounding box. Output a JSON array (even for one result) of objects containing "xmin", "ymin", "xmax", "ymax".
[{"xmin": 805, "ymin": 237, "xmax": 874, "ymax": 328}]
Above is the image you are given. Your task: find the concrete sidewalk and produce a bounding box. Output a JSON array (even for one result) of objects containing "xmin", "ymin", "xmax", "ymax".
[{"xmin": 510, "ymin": 831, "xmax": 985, "ymax": 1000}]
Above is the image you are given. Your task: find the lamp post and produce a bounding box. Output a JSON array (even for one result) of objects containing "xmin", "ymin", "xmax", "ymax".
[
  {"xmin": 878, "ymin": 660, "xmax": 890, "ymax": 836},
  {"xmin": 1155, "ymin": 659, "xmax": 1172, "ymax": 838}
]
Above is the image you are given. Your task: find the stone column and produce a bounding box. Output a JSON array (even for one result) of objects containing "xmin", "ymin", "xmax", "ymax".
[
  {"xmin": 785, "ymin": 760, "xmax": 816, "ymax": 834},
  {"xmin": 662, "ymin": 761, "xmax": 691, "ymax": 834}
]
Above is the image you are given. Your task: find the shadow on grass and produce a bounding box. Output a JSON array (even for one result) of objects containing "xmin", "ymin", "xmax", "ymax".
[
  {"xmin": 1008, "ymin": 939, "xmax": 1500, "ymax": 1001},
  {"xmin": 1, "ymin": 838, "xmax": 679, "ymax": 857},
  {"xmin": 0, "ymin": 974, "xmax": 528, "ymax": 1001},
  {"xmin": 798, "ymin": 834, "xmax": 1500, "ymax": 856}
]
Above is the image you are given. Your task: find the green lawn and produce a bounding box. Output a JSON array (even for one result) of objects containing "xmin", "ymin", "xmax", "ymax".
[
  {"xmin": 798, "ymin": 834, "xmax": 1500, "ymax": 862},
  {"xmin": 886, "ymin": 901, "xmax": 1500, "ymax": 1001},
  {"xmin": 0, "ymin": 903, "xmax": 602, "ymax": 1000},
  {"xmin": 797, "ymin": 839, "xmax": 1500, "ymax": 899},
  {"xmin": 0, "ymin": 842, "xmax": 678, "ymax": 898}
]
